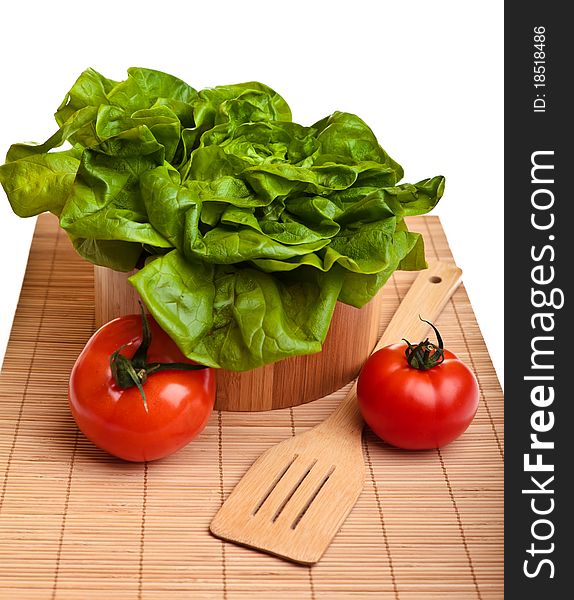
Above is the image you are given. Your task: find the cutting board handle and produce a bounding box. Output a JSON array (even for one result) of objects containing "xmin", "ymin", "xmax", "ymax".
[{"xmin": 322, "ymin": 261, "xmax": 463, "ymax": 435}]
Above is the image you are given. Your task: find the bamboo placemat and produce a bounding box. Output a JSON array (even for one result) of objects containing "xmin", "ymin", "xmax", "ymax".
[{"xmin": 0, "ymin": 214, "xmax": 503, "ymax": 599}]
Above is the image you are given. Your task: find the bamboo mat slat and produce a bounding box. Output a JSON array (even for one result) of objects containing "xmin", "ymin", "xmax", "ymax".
[{"xmin": 0, "ymin": 214, "xmax": 503, "ymax": 599}]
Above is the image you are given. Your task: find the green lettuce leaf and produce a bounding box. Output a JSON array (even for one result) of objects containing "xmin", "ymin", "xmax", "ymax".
[
  {"xmin": 0, "ymin": 150, "xmax": 80, "ymax": 217},
  {"xmin": 1, "ymin": 67, "xmax": 445, "ymax": 370},
  {"xmin": 129, "ymin": 251, "xmax": 343, "ymax": 369}
]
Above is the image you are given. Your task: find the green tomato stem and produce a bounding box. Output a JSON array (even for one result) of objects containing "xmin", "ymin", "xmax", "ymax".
[
  {"xmin": 402, "ymin": 316, "xmax": 445, "ymax": 371},
  {"xmin": 109, "ymin": 302, "xmax": 208, "ymax": 411}
]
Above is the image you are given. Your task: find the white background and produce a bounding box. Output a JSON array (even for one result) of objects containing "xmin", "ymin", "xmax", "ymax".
[{"xmin": 0, "ymin": 0, "xmax": 504, "ymax": 385}]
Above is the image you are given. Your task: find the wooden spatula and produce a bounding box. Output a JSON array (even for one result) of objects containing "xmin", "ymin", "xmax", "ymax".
[{"xmin": 210, "ymin": 261, "xmax": 462, "ymax": 565}]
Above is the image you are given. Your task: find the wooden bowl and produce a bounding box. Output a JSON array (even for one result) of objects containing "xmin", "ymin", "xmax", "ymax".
[{"xmin": 94, "ymin": 266, "xmax": 383, "ymax": 412}]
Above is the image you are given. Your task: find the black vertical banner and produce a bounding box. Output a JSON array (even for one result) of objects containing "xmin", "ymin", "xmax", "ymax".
[{"xmin": 505, "ymin": 4, "xmax": 571, "ymax": 599}]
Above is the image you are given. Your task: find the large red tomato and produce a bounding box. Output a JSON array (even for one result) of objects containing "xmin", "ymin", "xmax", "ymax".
[
  {"xmin": 357, "ymin": 324, "xmax": 479, "ymax": 450},
  {"xmin": 69, "ymin": 310, "xmax": 215, "ymax": 462}
]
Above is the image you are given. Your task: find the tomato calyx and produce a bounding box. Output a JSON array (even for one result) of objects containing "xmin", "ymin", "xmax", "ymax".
[
  {"xmin": 110, "ymin": 303, "xmax": 207, "ymax": 411},
  {"xmin": 402, "ymin": 317, "xmax": 445, "ymax": 371}
]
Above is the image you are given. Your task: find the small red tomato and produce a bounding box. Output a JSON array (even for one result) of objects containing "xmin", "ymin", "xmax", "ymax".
[
  {"xmin": 357, "ymin": 321, "xmax": 479, "ymax": 449},
  {"xmin": 69, "ymin": 308, "xmax": 215, "ymax": 462}
]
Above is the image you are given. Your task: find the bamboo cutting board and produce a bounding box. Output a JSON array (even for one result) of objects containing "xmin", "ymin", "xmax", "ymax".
[{"xmin": 0, "ymin": 214, "xmax": 504, "ymax": 599}]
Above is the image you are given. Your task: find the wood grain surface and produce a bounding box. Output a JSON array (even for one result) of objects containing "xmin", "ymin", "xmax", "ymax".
[{"xmin": 0, "ymin": 213, "xmax": 504, "ymax": 599}]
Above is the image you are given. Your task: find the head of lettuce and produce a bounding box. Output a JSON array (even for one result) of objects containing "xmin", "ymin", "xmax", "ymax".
[{"xmin": 0, "ymin": 67, "xmax": 444, "ymax": 371}]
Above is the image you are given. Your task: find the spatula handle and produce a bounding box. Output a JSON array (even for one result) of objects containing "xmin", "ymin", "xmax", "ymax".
[
  {"xmin": 373, "ymin": 261, "xmax": 463, "ymax": 352},
  {"xmin": 324, "ymin": 261, "xmax": 463, "ymax": 434}
]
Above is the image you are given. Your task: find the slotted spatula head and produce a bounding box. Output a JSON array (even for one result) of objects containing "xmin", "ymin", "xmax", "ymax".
[
  {"xmin": 210, "ymin": 261, "xmax": 462, "ymax": 564},
  {"xmin": 210, "ymin": 403, "xmax": 365, "ymax": 565}
]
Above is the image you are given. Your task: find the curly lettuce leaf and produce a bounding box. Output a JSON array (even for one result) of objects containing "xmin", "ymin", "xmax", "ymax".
[
  {"xmin": 0, "ymin": 150, "xmax": 80, "ymax": 217},
  {"xmin": 59, "ymin": 139, "xmax": 171, "ymax": 252},
  {"xmin": 55, "ymin": 68, "xmax": 118, "ymax": 127},
  {"xmin": 1, "ymin": 67, "xmax": 445, "ymax": 370},
  {"xmin": 129, "ymin": 251, "xmax": 343, "ymax": 369}
]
